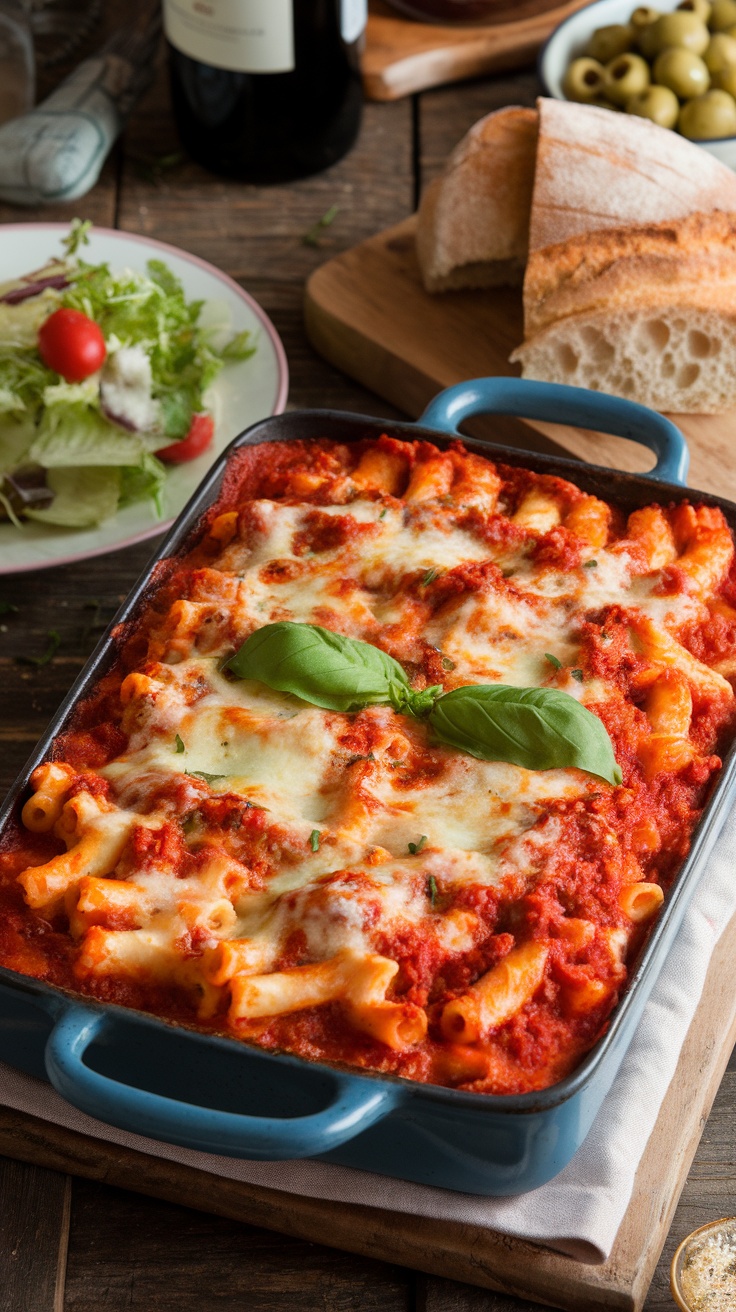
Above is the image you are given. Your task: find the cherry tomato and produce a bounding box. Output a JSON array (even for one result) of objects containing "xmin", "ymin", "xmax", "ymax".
[
  {"xmin": 38, "ymin": 307, "xmax": 107, "ymax": 382},
  {"xmin": 156, "ymin": 412, "xmax": 215, "ymax": 464}
]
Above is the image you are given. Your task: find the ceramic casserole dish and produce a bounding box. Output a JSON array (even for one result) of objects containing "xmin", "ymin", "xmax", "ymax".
[{"xmin": 1, "ymin": 376, "xmax": 734, "ymax": 1197}]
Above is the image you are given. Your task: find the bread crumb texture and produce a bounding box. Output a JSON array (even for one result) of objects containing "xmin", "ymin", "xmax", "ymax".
[
  {"xmin": 513, "ymin": 211, "xmax": 736, "ymax": 412},
  {"xmin": 512, "ymin": 306, "xmax": 736, "ymax": 413}
]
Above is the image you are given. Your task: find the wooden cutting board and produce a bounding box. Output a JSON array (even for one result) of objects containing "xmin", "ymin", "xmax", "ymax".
[
  {"xmin": 304, "ymin": 215, "xmax": 736, "ymax": 501},
  {"xmin": 363, "ymin": 0, "xmax": 591, "ymax": 100},
  {"xmin": 2, "ymin": 905, "xmax": 736, "ymax": 1312}
]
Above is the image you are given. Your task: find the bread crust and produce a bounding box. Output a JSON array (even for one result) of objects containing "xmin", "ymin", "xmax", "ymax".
[
  {"xmin": 415, "ymin": 106, "xmax": 538, "ymax": 293},
  {"xmin": 522, "ymin": 211, "xmax": 736, "ymax": 338},
  {"xmin": 530, "ymin": 98, "xmax": 736, "ymax": 253}
]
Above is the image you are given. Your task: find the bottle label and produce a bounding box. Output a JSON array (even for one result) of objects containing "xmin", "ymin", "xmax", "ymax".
[
  {"xmin": 341, "ymin": 0, "xmax": 367, "ymax": 42},
  {"xmin": 163, "ymin": 0, "xmax": 295, "ymax": 74}
]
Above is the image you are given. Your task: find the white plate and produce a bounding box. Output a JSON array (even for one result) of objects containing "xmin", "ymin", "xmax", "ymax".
[
  {"xmin": 539, "ymin": 0, "xmax": 736, "ymax": 171},
  {"xmin": 0, "ymin": 224, "xmax": 289, "ymax": 574}
]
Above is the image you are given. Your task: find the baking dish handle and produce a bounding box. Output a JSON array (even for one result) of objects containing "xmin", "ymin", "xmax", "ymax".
[
  {"xmin": 45, "ymin": 1005, "xmax": 401, "ymax": 1159},
  {"xmin": 418, "ymin": 378, "xmax": 689, "ymax": 486}
]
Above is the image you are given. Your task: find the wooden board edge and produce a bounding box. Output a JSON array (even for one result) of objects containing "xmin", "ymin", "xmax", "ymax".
[
  {"xmin": 1, "ymin": 902, "xmax": 736, "ymax": 1311},
  {"xmin": 361, "ymin": 32, "xmax": 537, "ymax": 100},
  {"xmin": 304, "ymin": 267, "xmax": 438, "ymax": 419},
  {"xmin": 0, "ymin": 1105, "xmax": 625, "ymax": 1312},
  {"xmin": 606, "ymin": 911, "xmax": 736, "ymax": 1309},
  {"xmin": 303, "ymin": 217, "xmax": 736, "ymax": 487},
  {"xmin": 361, "ymin": 0, "xmax": 590, "ymax": 100},
  {"xmin": 304, "ymin": 251, "xmax": 575, "ymax": 461}
]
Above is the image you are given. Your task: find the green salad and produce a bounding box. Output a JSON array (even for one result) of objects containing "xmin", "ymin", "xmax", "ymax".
[{"xmin": 0, "ymin": 220, "xmax": 256, "ymax": 531}]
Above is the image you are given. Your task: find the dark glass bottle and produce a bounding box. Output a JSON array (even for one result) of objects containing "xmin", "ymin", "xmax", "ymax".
[{"xmin": 165, "ymin": 1, "xmax": 365, "ymax": 184}]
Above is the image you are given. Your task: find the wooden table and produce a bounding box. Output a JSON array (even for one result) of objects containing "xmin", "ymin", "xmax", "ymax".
[{"xmin": 1, "ymin": 10, "xmax": 735, "ymax": 1311}]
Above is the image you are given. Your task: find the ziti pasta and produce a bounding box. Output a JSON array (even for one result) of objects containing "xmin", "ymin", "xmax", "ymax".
[{"xmin": 2, "ymin": 434, "xmax": 736, "ymax": 1095}]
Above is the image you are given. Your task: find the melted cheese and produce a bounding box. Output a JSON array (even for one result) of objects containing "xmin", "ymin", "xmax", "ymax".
[
  {"xmin": 90, "ymin": 473, "xmax": 732, "ymax": 985},
  {"xmin": 13, "ymin": 436, "xmax": 736, "ymax": 1091}
]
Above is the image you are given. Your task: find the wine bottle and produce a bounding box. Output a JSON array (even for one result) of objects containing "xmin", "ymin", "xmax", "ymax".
[{"xmin": 164, "ymin": 1, "xmax": 366, "ymax": 184}]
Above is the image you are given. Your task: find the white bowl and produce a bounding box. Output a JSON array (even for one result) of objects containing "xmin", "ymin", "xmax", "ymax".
[{"xmin": 539, "ymin": 0, "xmax": 736, "ymax": 169}]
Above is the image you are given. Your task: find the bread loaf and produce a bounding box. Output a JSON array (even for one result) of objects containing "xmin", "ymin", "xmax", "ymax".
[
  {"xmin": 529, "ymin": 98, "xmax": 736, "ymax": 252},
  {"xmin": 415, "ymin": 106, "xmax": 537, "ymax": 292},
  {"xmin": 417, "ymin": 95, "xmax": 736, "ymax": 412},
  {"xmin": 511, "ymin": 212, "xmax": 736, "ymax": 413}
]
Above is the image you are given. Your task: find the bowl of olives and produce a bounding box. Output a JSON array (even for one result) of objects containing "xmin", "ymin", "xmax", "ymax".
[{"xmin": 539, "ymin": 0, "xmax": 736, "ymax": 163}]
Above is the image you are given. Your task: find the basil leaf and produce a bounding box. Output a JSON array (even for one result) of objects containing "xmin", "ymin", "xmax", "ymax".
[
  {"xmin": 226, "ymin": 621, "xmax": 412, "ymax": 713},
  {"xmin": 429, "ymin": 685, "xmax": 622, "ymax": 786},
  {"xmin": 186, "ymin": 770, "xmax": 228, "ymax": 785}
]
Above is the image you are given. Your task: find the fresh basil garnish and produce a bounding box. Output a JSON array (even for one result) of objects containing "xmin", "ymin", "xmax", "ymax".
[
  {"xmin": 226, "ymin": 621, "xmax": 416, "ymax": 714},
  {"xmin": 227, "ymin": 622, "xmax": 621, "ymax": 786},
  {"xmin": 428, "ymin": 685, "xmax": 622, "ymax": 786}
]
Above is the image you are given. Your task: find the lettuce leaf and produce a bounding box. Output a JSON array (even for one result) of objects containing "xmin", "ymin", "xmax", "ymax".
[
  {"xmin": 119, "ymin": 452, "xmax": 166, "ymax": 516},
  {"xmin": 29, "ymin": 402, "xmax": 161, "ymax": 468},
  {"xmin": 0, "ymin": 416, "xmax": 35, "ymax": 470},
  {"xmin": 25, "ymin": 466, "xmax": 120, "ymax": 528}
]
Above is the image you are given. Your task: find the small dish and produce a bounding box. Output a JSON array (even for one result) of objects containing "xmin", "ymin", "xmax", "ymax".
[
  {"xmin": 0, "ymin": 223, "xmax": 289, "ymax": 575},
  {"xmin": 539, "ymin": 0, "xmax": 736, "ymax": 170},
  {"xmin": 671, "ymin": 1217, "xmax": 736, "ymax": 1310}
]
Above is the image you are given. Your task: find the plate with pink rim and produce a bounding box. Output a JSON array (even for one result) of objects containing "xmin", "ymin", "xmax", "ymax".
[{"xmin": 0, "ymin": 224, "xmax": 289, "ymax": 575}]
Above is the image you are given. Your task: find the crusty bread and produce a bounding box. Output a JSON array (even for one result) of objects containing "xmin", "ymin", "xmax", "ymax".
[
  {"xmin": 529, "ymin": 99, "xmax": 736, "ymax": 254},
  {"xmin": 415, "ymin": 106, "xmax": 538, "ymax": 293},
  {"xmin": 511, "ymin": 212, "xmax": 736, "ymax": 413},
  {"xmin": 417, "ymin": 95, "xmax": 736, "ymax": 412}
]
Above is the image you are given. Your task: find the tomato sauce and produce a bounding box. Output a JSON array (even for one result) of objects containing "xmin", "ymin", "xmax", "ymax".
[{"xmin": 2, "ymin": 436, "xmax": 736, "ymax": 1095}]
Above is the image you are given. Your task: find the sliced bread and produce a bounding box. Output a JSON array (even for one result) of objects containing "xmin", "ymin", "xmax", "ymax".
[
  {"xmin": 415, "ymin": 106, "xmax": 538, "ymax": 293},
  {"xmin": 511, "ymin": 212, "xmax": 736, "ymax": 413}
]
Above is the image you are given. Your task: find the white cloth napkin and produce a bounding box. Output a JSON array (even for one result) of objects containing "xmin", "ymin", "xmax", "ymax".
[{"xmin": 1, "ymin": 807, "xmax": 734, "ymax": 1266}]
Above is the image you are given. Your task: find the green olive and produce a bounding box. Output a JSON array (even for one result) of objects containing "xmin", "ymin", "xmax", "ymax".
[
  {"xmin": 630, "ymin": 5, "xmax": 660, "ymax": 32},
  {"xmin": 562, "ymin": 56, "xmax": 608, "ymax": 102},
  {"xmin": 677, "ymin": 0, "xmax": 711, "ymax": 21},
  {"xmin": 713, "ymin": 60, "xmax": 736, "ymax": 91},
  {"xmin": 625, "ymin": 83, "xmax": 680, "ymax": 124},
  {"xmin": 605, "ymin": 51, "xmax": 651, "ymax": 102},
  {"xmin": 653, "ymin": 46, "xmax": 710, "ymax": 96},
  {"xmin": 704, "ymin": 32, "xmax": 736, "ymax": 73},
  {"xmin": 709, "ymin": 0, "xmax": 736, "ymax": 27},
  {"xmin": 585, "ymin": 23, "xmax": 634, "ymax": 62},
  {"xmin": 678, "ymin": 86, "xmax": 736, "ymax": 134},
  {"xmin": 647, "ymin": 11, "xmax": 710, "ymax": 54},
  {"xmin": 631, "ymin": 7, "xmax": 661, "ymax": 56}
]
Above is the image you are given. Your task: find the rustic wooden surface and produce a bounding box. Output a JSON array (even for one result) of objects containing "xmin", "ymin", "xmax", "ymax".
[
  {"xmin": 1, "ymin": 13, "xmax": 735, "ymax": 1312},
  {"xmin": 305, "ymin": 110, "xmax": 736, "ymax": 490},
  {"xmin": 362, "ymin": 0, "xmax": 590, "ymax": 101},
  {"xmin": 305, "ymin": 211, "xmax": 736, "ymax": 491}
]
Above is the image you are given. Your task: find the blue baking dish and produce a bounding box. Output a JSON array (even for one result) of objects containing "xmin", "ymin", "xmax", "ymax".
[{"xmin": 1, "ymin": 376, "xmax": 734, "ymax": 1196}]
